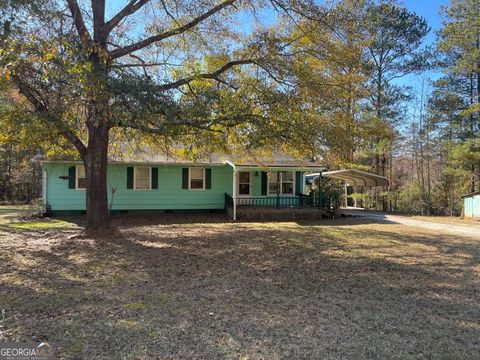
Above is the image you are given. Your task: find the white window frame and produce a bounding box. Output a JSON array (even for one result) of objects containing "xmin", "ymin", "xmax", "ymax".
[
  {"xmin": 237, "ymin": 171, "xmax": 252, "ymax": 197},
  {"xmin": 75, "ymin": 165, "xmax": 86, "ymax": 190},
  {"xmin": 133, "ymin": 166, "xmax": 152, "ymax": 191},
  {"xmin": 267, "ymin": 171, "xmax": 295, "ymax": 196},
  {"xmin": 188, "ymin": 167, "xmax": 205, "ymax": 191}
]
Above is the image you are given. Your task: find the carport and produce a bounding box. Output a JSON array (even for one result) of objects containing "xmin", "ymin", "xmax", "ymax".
[{"xmin": 307, "ymin": 169, "xmax": 390, "ymax": 208}]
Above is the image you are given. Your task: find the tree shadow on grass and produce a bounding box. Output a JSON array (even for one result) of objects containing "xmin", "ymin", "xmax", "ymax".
[
  {"xmin": 52, "ymin": 212, "xmax": 395, "ymax": 230},
  {"xmin": 1, "ymin": 222, "xmax": 479, "ymax": 359}
]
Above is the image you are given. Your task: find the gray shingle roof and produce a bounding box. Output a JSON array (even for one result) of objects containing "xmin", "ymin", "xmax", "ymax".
[{"xmin": 34, "ymin": 147, "xmax": 323, "ymax": 169}]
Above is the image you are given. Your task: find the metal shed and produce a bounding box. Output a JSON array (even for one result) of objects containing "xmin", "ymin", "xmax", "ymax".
[{"xmin": 462, "ymin": 191, "xmax": 480, "ymax": 218}]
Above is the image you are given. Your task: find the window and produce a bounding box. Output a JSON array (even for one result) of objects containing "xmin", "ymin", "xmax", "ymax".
[
  {"xmin": 268, "ymin": 171, "xmax": 294, "ymax": 195},
  {"xmin": 76, "ymin": 165, "xmax": 86, "ymax": 190},
  {"xmin": 189, "ymin": 167, "xmax": 205, "ymax": 190},
  {"xmin": 134, "ymin": 167, "xmax": 151, "ymax": 190},
  {"xmin": 281, "ymin": 171, "xmax": 294, "ymax": 195},
  {"xmin": 238, "ymin": 171, "xmax": 251, "ymax": 196},
  {"xmin": 268, "ymin": 172, "xmax": 278, "ymax": 194}
]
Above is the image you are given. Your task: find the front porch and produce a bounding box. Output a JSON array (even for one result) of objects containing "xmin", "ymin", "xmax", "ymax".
[
  {"xmin": 225, "ymin": 158, "xmax": 327, "ymax": 220},
  {"xmin": 224, "ymin": 193, "xmax": 334, "ymax": 221}
]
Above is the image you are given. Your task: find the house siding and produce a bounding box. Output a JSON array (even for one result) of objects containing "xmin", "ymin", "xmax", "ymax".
[
  {"xmin": 42, "ymin": 163, "xmax": 309, "ymax": 213},
  {"xmin": 43, "ymin": 163, "xmax": 233, "ymax": 211}
]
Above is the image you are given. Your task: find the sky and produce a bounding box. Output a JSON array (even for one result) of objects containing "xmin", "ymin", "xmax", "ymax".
[
  {"xmin": 393, "ymin": 0, "xmax": 449, "ymax": 90},
  {"xmin": 402, "ymin": 0, "xmax": 449, "ymax": 46},
  {"xmin": 105, "ymin": 0, "xmax": 449, "ymax": 50},
  {"xmin": 104, "ymin": 0, "xmax": 450, "ymax": 104}
]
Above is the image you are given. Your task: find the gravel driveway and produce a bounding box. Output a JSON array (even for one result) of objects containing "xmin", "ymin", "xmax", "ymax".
[{"xmin": 343, "ymin": 210, "xmax": 480, "ymax": 239}]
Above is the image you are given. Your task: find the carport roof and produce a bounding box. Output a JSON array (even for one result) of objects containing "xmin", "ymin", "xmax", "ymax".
[{"xmin": 309, "ymin": 169, "xmax": 390, "ymax": 187}]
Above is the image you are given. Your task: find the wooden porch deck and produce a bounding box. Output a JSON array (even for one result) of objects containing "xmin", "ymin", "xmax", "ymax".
[{"xmin": 224, "ymin": 193, "xmax": 333, "ymax": 221}]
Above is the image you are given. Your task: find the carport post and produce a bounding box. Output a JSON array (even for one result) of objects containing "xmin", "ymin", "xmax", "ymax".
[{"xmin": 344, "ymin": 182, "xmax": 348, "ymax": 207}]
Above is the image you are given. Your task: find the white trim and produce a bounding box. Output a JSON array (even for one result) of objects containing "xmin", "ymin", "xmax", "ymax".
[
  {"xmin": 236, "ymin": 171, "xmax": 252, "ymax": 197},
  {"xmin": 267, "ymin": 171, "xmax": 295, "ymax": 196},
  {"xmin": 232, "ymin": 167, "xmax": 237, "ymax": 220},
  {"xmin": 75, "ymin": 165, "xmax": 86, "ymax": 190},
  {"xmin": 188, "ymin": 167, "xmax": 206, "ymax": 191},
  {"xmin": 133, "ymin": 166, "xmax": 152, "ymax": 191}
]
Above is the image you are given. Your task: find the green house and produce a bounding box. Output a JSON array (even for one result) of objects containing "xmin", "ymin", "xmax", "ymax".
[{"xmin": 38, "ymin": 152, "xmax": 325, "ymax": 220}]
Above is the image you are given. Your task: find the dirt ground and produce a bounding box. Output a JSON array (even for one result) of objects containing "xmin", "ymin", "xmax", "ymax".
[
  {"xmin": 1, "ymin": 207, "xmax": 479, "ymax": 359},
  {"xmin": 342, "ymin": 210, "xmax": 480, "ymax": 239}
]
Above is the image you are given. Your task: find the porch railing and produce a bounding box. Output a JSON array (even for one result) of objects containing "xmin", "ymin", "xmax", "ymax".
[{"xmin": 224, "ymin": 192, "xmax": 332, "ymax": 210}]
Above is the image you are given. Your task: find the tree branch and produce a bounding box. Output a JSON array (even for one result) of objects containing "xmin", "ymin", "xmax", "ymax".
[
  {"xmin": 109, "ymin": 0, "xmax": 237, "ymax": 59},
  {"xmin": 157, "ymin": 59, "xmax": 252, "ymax": 92},
  {"xmin": 121, "ymin": 120, "xmax": 223, "ymax": 133},
  {"xmin": 12, "ymin": 74, "xmax": 87, "ymax": 158},
  {"xmin": 103, "ymin": 0, "xmax": 150, "ymax": 36},
  {"xmin": 66, "ymin": 0, "xmax": 92, "ymax": 44}
]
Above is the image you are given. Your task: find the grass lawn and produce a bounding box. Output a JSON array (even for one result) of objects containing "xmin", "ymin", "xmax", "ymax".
[{"xmin": 0, "ymin": 206, "xmax": 479, "ymax": 359}]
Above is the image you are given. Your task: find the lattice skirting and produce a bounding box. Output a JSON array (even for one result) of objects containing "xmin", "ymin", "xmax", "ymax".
[{"xmin": 226, "ymin": 207, "xmax": 332, "ymax": 221}]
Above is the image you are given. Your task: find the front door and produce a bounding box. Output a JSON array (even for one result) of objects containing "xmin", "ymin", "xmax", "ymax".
[{"xmin": 237, "ymin": 171, "xmax": 251, "ymax": 196}]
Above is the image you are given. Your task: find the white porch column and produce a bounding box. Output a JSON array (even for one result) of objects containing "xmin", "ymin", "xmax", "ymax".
[{"xmin": 232, "ymin": 168, "xmax": 237, "ymax": 220}]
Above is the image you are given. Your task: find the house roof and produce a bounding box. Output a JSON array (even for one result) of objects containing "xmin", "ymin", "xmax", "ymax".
[
  {"xmin": 34, "ymin": 150, "xmax": 323, "ymax": 170},
  {"xmin": 227, "ymin": 153, "xmax": 323, "ymax": 170},
  {"xmin": 307, "ymin": 169, "xmax": 390, "ymax": 187},
  {"xmin": 109, "ymin": 151, "xmax": 227, "ymax": 165}
]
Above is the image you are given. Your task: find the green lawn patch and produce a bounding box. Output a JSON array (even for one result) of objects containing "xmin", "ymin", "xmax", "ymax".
[{"xmin": 0, "ymin": 205, "xmax": 78, "ymax": 231}]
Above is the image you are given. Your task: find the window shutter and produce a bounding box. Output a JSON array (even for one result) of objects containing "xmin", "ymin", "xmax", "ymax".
[
  {"xmin": 68, "ymin": 166, "xmax": 76, "ymax": 189},
  {"xmin": 182, "ymin": 168, "xmax": 189, "ymax": 189},
  {"xmin": 295, "ymin": 171, "xmax": 302, "ymax": 195},
  {"xmin": 127, "ymin": 167, "xmax": 134, "ymax": 189},
  {"xmin": 205, "ymin": 168, "xmax": 212, "ymax": 189},
  {"xmin": 261, "ymin": 171, "xmax": 267, "ymax": 196},
  {"xmin": 151, "ymin": 167, "xmax": 158, "ymax": 189}
]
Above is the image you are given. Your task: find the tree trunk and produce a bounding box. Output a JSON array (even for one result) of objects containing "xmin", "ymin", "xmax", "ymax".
[
  {"xmin": 84, "ymin": 124, "xmax": 110, "ymax": 230},
  {"xmin": 469, "ymin": 73, "xmax": 476, "ymax": 193}
]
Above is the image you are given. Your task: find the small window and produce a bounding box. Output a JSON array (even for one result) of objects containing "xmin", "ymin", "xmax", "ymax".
[
  {"xmin": 189, "ymin": 167, "xmax": 205, "ymax": 190},
  {"xmin": 76, "ymin": 165, "xmax": 86, "ymax": 190},
  {"xmin": 134, "ymin": 167, "xmax": 151, "ymax": 190},
  {"xmin": 281, "ymin": 171, "xmax": 294, "ymax": 195},
  {"xmin": 268, "ymin": 172, "xmax": 278, "ymax": 194},
  {"xmin": 238, "ymin": 171, "xmax": 251, "ymax": 196}
]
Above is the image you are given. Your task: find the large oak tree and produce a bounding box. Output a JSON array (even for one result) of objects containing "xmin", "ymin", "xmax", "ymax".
[{"xmin": 1, "ymin": 0, "xmax": 313, "ymax": 230}]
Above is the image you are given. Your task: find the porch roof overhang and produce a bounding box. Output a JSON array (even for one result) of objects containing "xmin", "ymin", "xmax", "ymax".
[
  {"xmin": 231, "ymin": 165, "xmax": 325, "ymax": 172},
  {"xmin": 308, "ymin": 169, "xmax": 390, "ymax": 187},
  {"xmin": 225, "ymin": 159, "xmax": 324, "ymax": 172}
]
